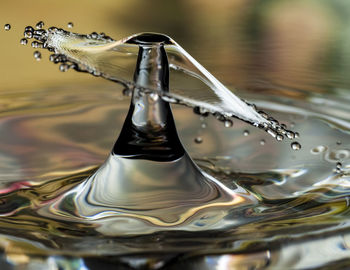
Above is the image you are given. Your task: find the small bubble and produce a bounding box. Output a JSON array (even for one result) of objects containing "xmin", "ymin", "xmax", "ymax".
[
  {"xmin": 194, "ymin": 137, "xmax": 203, "ymax": 144},
  {"xmin": 260, "ymin": 139, "xmax": 266, "ymax": 146},
  {"xmin": 67, "ymin": 22, "xmax": 74, "ymax": 28},
  {"xmin": 291, "ymin": 142, "xmax": 301, "ymax": 151},
  {"xmin": 276, "ymin": 134, "xmax": 284, "ymax": 141},
  {"xmin": 224, "ymin": 120, "xmax": 233, "ymax": 128},
  {"xmin": 35, "ymin": 21, "xmax": 44, "ymax": 29},
  {"xmin": 201, "ymin": 123, "xmax": 207, "ymax": 129},
  {"xmin": 336, "ymin": 162, "xmax": 342, "ymax": 169},
  {"xmin": 294, "ymin": 132, "xmax": 300, "ymax": 138},
  {"xmin": 59, "ymin": 63, "xmax": 69, "ymax": 72},
  {"xmin": 4, "ymin": 24, "xmax": 11, "ymax": 31},
  {"xmin": 310, "ymin": 145, "xmax": 327, "ymax": 155},
  {"xmin": 20, "ymin": 38, "xmax": 28, "ymax": 45},
  {"xmin": 243, "ymin": 130, "xmax": 250, "ymax": 136},
  {"xmin": 33, "ymin": 51, "xmax": 41, "ymax": 61},
  {"xmin": 337, "ymin": 141, "xmax": 342, "ymax": 146}
]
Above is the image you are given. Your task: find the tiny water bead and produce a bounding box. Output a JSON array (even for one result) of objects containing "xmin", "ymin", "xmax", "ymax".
[
  {"xmin": 59, "ymin": 63, "xmax": 69, "ymax": 72},
  {"xmin": 260, "ymin": 139, "xmax": 266, "ymax": 145},
  {"xmin": 243, "ymin": 130, "xmax": 249, "ymax": 136},
  {"xmin": 24, "ymin": 30, "xmax": 33, "ymax": 39},
  {"xmin": 276, "ymin": 134, "xmax": 284, "ymax": 141},
  {"xmin": 20, "ymin": 38, "xmax": 28, "ymax": 45},
  {"xmin": 67, "ymin": 22, "xmax": 74, "ymax": 28},
  {"xmin": 291, "ymin": 141, "xmax": 301, "ymax": 150},
  {"xmin": 35, "ymin": 21, "xmax": 44, "ymax": 29},
  {"xmin": 33, "ymin": 51, "xmax": 41, "ymax": 61},
  {"xmin": 224, "ymin": 119, "xmax": 233, "ymax": 128},
  {"xmin": 194, "ymin": 136, "xmax": 203, "ymax": 144},
  {"xmin": 4, "ymin": 24, "xmax": 11, "ymax": 31}
]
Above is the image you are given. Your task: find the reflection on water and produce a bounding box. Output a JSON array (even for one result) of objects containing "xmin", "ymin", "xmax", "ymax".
[{"xmin": 1, "ymin": 0, "xmax": 350, "ymax": 269}]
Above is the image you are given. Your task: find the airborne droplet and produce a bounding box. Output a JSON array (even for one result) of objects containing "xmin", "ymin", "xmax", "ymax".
[
  {"xmin": 4, "ymin": 24, "xmax": 11, "ymax": 31},
  {"xmin": 224, "ymin": 120, "xmax": 233, "ymax": 128},
  {"xmin": 276, "ymin": 134, "xmax": 284, "ymax": 141},
  {"xmin": 24, "ymin": 31, "xmax": 33, "ymax": 39},
  {"xmin": 67, "ymin": 22, "xmax": 74, "ymax": 28},
  {"xmin": 291, "ymin": 142, "xmax": 301, "ymax": 151},
  {"xmin": 33, "ymin": 51, "xmax": 41, "ymax": 61},
  {"xmin": 35, "ymin": 21, "xmax": 44, "ymax": 29},
  {"xmin": 243, "ymin": 130, "xmax": 250, "ymax": 136},
  {"xmin": 59, "ymin": 63, "xmax": 69, "ymax": 72},
  {"xmin": 194, "ymin": 137, "xmax": 203, "ymax": 144},
  {"xmin": 20, "ymin": 38, "xmax": 28, "ymax": 45}
]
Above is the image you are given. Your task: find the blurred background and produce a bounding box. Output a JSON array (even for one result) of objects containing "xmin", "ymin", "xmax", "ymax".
[{"xmin": 1, "ymin": 0, "xmax": 350, "ymax": 94}]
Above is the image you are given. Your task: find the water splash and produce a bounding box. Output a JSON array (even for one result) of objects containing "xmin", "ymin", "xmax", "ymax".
[
  {"xmin": 1, "ymin": 22, "xmax": 349, "ymax": 269},
  {"xmin": 20, "ymin": 25, "xmax": 300, "ymax": 143}
]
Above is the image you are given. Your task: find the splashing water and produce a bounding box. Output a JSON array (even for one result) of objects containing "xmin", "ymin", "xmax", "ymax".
[
  {"xmin": 20, "ymin": 25, "xmax": 301, "ymax": 145},
  {"xmin": 0, "ymin": 22, "xmax": 348, "ymax": 269}
]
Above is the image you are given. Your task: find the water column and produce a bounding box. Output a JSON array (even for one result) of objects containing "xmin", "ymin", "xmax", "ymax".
[{"xmin": 52, "ymin": 34, "xmax": 245, "ymax": 235}]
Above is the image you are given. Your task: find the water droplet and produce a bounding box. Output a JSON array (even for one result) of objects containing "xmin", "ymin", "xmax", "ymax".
[
  {"xmin": 286, "ymin": 131, "xmax": 295, "ymax": 139},
  {"xmin": 59, "ymin": 63, "xmax": 69, "ymax": 72},
  {"xmin": 194, "ymin": 137, "xmax": 203, "ymax": 144},
  {"xmin": 294, "ymin": 132, "xmax": 300, "ymax": 138},
  {"xmin": 25, "ymin": 26, "xmax": 34, "ymax": 32},
  {"xmin": 31, "ymin": 41, "xmax": 39, "ymax": 48},
  {"xmin": 67, "ymin": 22, "xmax": 74, "ymax": 28},
  {"xmin": 243, "ymin": 130, "xmax": 249, "ymax": 136},
  {"xmin": 33, "ymin": 51, "xmax": 41, "ymax": 61},
  {"xmin": 149, "ymin": 93, "xmax": 159, "ymax": 102},
  {"xmin": 35, "ymin": 21, "xmax": 44, "ymax": 29},
  {"xmin": 24, "ymin": 30, "xmax": 33, "ymax": 39},
  {"xmin": 267, "ymin": 128, "xmax": 277, "ymax": 138},
  {"xmin": 276, "ymin": 134, "xmax": 284, "ymax": 141},
  {"xmin": 291, "ymin": 142, "xmax": 301, "ymax": 151},
  {"xmin": 310, "ymin": 145, "xmax": 327, "ymax": 155},
  {"xmin": 201, "ymin": 123, "xmax": 207, "ymax": 129},
  {"xmin": 4, "ymin": 24, "xmax": 11, "ymax": 31},
  {"xmin": 337, "ymin": 141, "xmax": 342, "ymax": 146},
  {"xmin": 20, "ymin": 38, "xmax": 28, "ymax": 45},
  {"xmin": 260, "ymin": 139, "xmax": 266, "ymax": 146},
  {"xmin": 224, "ymin": 120, "xmax": 233, "ymax": 128},
  {"xmin": 91, "ymin": 32, "xmax": 98, "ymax": 39}
]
